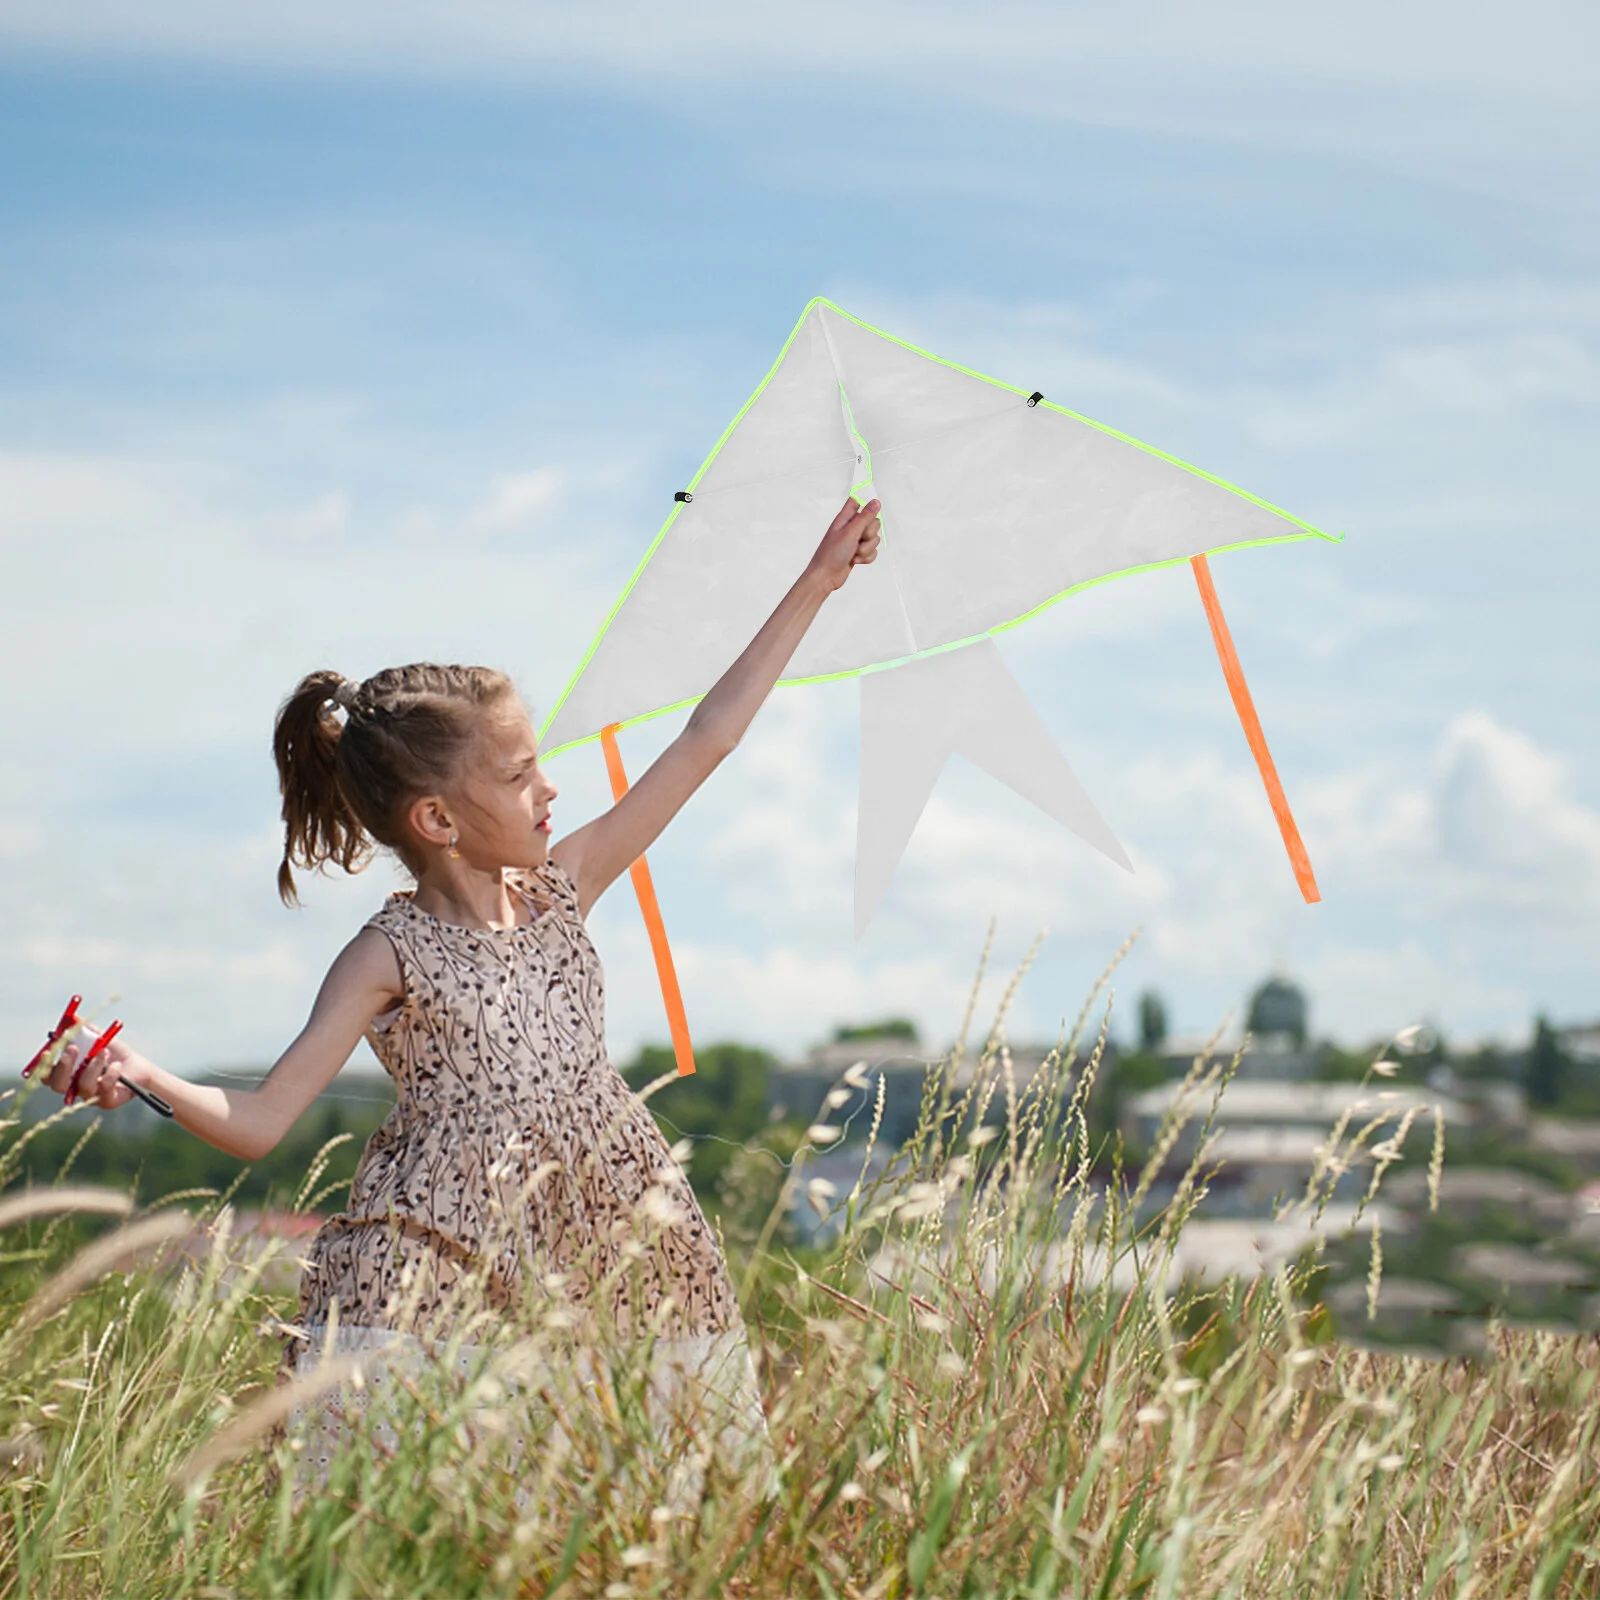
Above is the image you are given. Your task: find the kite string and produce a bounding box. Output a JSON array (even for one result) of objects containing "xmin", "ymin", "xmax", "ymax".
[
  {"xmin": 200, "ymin": 1069, "xmax": 395, "ymax": 1107},
  {"xmin": 185, "ymin": 1073, "xmax": 872, "ymax": 1175},
  {"xmin": 650, "ymin": 1098, "xmax": 878, "ymax": 1174}
]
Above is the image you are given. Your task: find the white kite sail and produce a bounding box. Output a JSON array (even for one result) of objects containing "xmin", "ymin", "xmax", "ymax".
[
  {"xmin": 544, "ymin": 298, "xmax": 1333, "ymax": 947},
  {"xmin": 543, "ymin": 298, "xmax": 1330, "ymax": 756}
]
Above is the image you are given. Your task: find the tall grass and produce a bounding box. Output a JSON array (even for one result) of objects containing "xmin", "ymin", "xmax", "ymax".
[{"xmin": 2, "ymin": 956, "xmax": 1598, "ymax": 1599}]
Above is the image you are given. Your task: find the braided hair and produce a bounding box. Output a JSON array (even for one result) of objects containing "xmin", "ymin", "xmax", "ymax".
[{"xmin": 272, "ymin": 663, "xmax": 516, "ymax": 904}]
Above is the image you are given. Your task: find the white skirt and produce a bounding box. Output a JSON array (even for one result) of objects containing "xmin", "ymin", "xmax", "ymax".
[{"xmin": 288, "ymin": 1322, "xmax": 774, "ymax": 1502}]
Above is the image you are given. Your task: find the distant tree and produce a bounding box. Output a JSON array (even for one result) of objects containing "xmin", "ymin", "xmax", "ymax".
[
  {"xmin": 6, "ymin": 1090, "xmax": 394, "ymax": 1213},
  {"xmin": 1092, "ymin": 1047, "xmax": 1171, "ymax": 1156},
  {"xmin": 832, "ymin": 1018, "xmax": 919, "ymax": 1044},
  {"xmin": 1137, "ymin": 991, "xmax": 1168, "ymax": 1053},
  {"xmin": 622, "ymin": 1041, "xmax": 778, "ymax": 1193},
  {"xmin": 1566, "ymin": 1041, "xmax": 1600, "ymax": 1114},
  {"xmin": 1409, "ymin": 1027, "xmax": 1449, "ymax": 1081},
  {"xmin": 1525, "ymin": 1016, "xmax": 1570, "ymax": 1110},
  {"xmin": 1316, "ymin": 1045, "xmax": 1374, "ymax": 1083},
  {"xmin": 1111, "ymin": 1050, "xmax": 1169, "ymax": 1101},
  {"xmin": 1455, "ymin": 1042, "xmax": 1509, "ymax": 1082}
]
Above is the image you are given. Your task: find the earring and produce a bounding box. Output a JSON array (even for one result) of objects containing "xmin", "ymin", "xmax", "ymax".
[{"xmin": 448, "ymin": 834, "xmax": 461, "ymax": 860}]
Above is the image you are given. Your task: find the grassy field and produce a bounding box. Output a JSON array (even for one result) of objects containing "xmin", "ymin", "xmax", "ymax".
[{"xmin": 2, "ymin": 962, "xmax": 1597, "ymax": 1599}]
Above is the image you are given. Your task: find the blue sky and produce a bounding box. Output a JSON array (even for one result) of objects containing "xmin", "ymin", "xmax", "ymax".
[{"xmin": 3, "ymin": 4, "xmax": 1598, "ymax": 1072}]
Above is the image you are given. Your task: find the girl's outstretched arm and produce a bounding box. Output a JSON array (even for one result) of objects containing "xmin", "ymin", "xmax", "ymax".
[
  {"xmin": 554, "ymin": 494, "xmax": 881, "ymax": 916},
  {"xmin": 45, "ymin": 928, "xmax": 403, "ymax": 1160}
]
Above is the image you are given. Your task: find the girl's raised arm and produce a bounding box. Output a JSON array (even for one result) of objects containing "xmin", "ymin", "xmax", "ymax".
[
  {"xmin": 553, "ymin": 495, "xmax": 881, "ymax": 917},
  {"xmin": 46, "ymin": 928, "xmax": 403, "ymax": 1161}
]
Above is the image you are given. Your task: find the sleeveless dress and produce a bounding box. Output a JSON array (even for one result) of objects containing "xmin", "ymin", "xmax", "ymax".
[{"xmin": 286, "ymin": 861, "xmax": 767, "ymax": 1480}]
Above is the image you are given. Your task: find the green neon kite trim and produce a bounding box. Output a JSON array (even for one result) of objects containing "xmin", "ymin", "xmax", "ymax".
[{"xmin": 540, "ymin": 297, "xmax": 1340, "ymax": 756}]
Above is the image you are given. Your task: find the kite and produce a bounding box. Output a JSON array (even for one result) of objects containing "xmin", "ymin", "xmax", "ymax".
[{"xmin": 543, "ymin": 299, "xmax": 1338, "ymax": 1074}]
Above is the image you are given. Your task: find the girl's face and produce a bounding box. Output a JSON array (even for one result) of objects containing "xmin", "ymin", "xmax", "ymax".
[{"xmin": 448, "ymin": 702, "xmax": 559, "ymax": 870}]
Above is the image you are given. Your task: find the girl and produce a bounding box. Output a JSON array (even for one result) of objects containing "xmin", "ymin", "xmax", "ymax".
[{"xmin": 46, "ymin": 493, "xmax": 882, "ymax": 1474}]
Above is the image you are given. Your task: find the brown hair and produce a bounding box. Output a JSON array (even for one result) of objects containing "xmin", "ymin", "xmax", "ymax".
[{"xmin": 273, "ymin": 663, "xmax": 516, "ymax": 904}]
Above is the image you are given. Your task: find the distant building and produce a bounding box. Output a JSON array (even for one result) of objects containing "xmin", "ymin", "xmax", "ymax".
[
  {"xmin": 767, "ymin": 1033, "xmax": 1060, "ymax": 1151},
  {"xmin": 787, "ymin": 1146, "xmax": 894, "ymax": 1244},
  {"xmin": 767, "ymin": 1036, "xmax": 931, "ymax": 1151},
  {"xmin": 1121, "ymin": 1079, "xmax": 1465, "ymax": 1208},
  {"xmin": 1381, "ymin": 1166, "xmax": 1575, "ymax": 1228},
  {"xmin": 1527, "ymin": 1118, "xmax": 1600, "ymax": 1175},
  {"xmin": 1143, "ymin": 974, "xmax": 1319, "ymax": 1081},
  {"xmin": 1123, "ymin": 1078, "xmax": 1463, "ymax": 1148},
  {"xmin": 1558, "ymin": 1023, "xmax": 1600, "ymax": 1065},
  {"xmin": 1246, "ymin": 974, "xmax": 1309, "ymax": 1049},
  {"xmin": 1146, "ymin": 1033, "xmax": 1320, "ymax": 1082}
]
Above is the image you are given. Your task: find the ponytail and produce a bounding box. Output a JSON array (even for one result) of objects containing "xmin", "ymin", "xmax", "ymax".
[
  {"xmin": 272, "ymin": 662, "xmax": 516, "ymax": 904},
  {"xmin": 273, "ymin": 670, "xmax": 373, "ymax": 905}
]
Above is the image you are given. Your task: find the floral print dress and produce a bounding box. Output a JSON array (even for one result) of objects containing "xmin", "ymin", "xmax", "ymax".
[{"xmin": 287, "ymin": 861, "xmax": 766, "ymax": 1478}]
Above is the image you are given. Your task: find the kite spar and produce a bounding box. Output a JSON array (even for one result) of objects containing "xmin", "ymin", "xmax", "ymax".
[{"xmin": 543, "ymin": 299, "xmax": 1337, "ymax": 1071}]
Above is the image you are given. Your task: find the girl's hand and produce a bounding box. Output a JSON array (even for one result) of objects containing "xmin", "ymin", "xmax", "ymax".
[
  {"xmin": 805, "ymin": 496, "xmax": 882, "ymax": 593},
  {"xmin": 46, "ymin": 1031, "xmax": 149, "ymax": 1111},
  {"xmin": 558, "ymin": 497, "xmax": 883, "ymax": 913},
  {"xmin": 25, "ymin": 931, "xmax": 399, "ymax": 1158}
]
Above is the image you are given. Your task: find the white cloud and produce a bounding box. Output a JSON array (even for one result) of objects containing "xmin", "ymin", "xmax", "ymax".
[
  {"xmin": 268, "ymin": 490, "xmax": 351, "ymax": 544},
  {"xmin": 467, "ymin": 468, "xmax": 563, "ymax": 533},
  {"xmin": 0, "ymin": 449, "xmax": 194, "ymax": 539},
  {"xmin": 0, "ymin": 813, "xmax": 45, "ymax": 862},
  {"xmin": 0, "ymin": 815, "xmax": 394, "ymax": 1072},
  {"xmin": 698, "ymin": 690, "xmax": 855, "ymax": 926},
  {"xmin": 1378, "ymin": 280, "xmax": 1600, "ymax": 336},
  {"xmin": 848, "ymin": 276, "xmax": 1600, "ymax": 485},
  {"xmin": 1431, "ymin": 712, "xmax": 1600, "ymax": 917},
  {"xmin": 2, "ymin": 2, "xmax": 1594, "ymax": 102},
  {"xmin": 681, "ymin": 687, "xmax": 1600, "ymax": 1049},
  {"xmin": 4, "ymin": 442, "xmax": 1593, "ymax": 1068},
  {"xmin": 1302, "ymin": 940, "xmax": 1523, "ymax": 1051},
  {"xmin": 0, "ymin": 447, "xmax": 611, "ymax": 757},
  {"xmin": 0, "ymin": 3, "xmax": 1591, "ymax": 235},
  {"xmin": 1302, "ymin": 711, "xmax": 1600, "ymax": 925},
  {"xmin": 678, "ymin": 939, "xmax": 984, "ymax": 1054},
  {"xmin": 0, "ymin": 444, "xmax": 620, "ymax": 1068},
  {"xmin": 3, "ymin": 192, "xmax": 1598, "ymax": 1068}
]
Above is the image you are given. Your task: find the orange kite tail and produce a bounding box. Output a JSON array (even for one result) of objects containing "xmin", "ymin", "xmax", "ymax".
[
  {"xmin": 599, "ymin": 724, "xmax": 697, "ymax": 1075},
  {"xmin": 1190, "ymin": 554, "xmax": 1321, "ymax": 904}
]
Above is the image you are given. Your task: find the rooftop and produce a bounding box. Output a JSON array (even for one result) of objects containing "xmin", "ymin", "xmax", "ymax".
[{"xmin": 1124, "ymin": 1080, "xmax": 1462, "ymax": 1127}]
